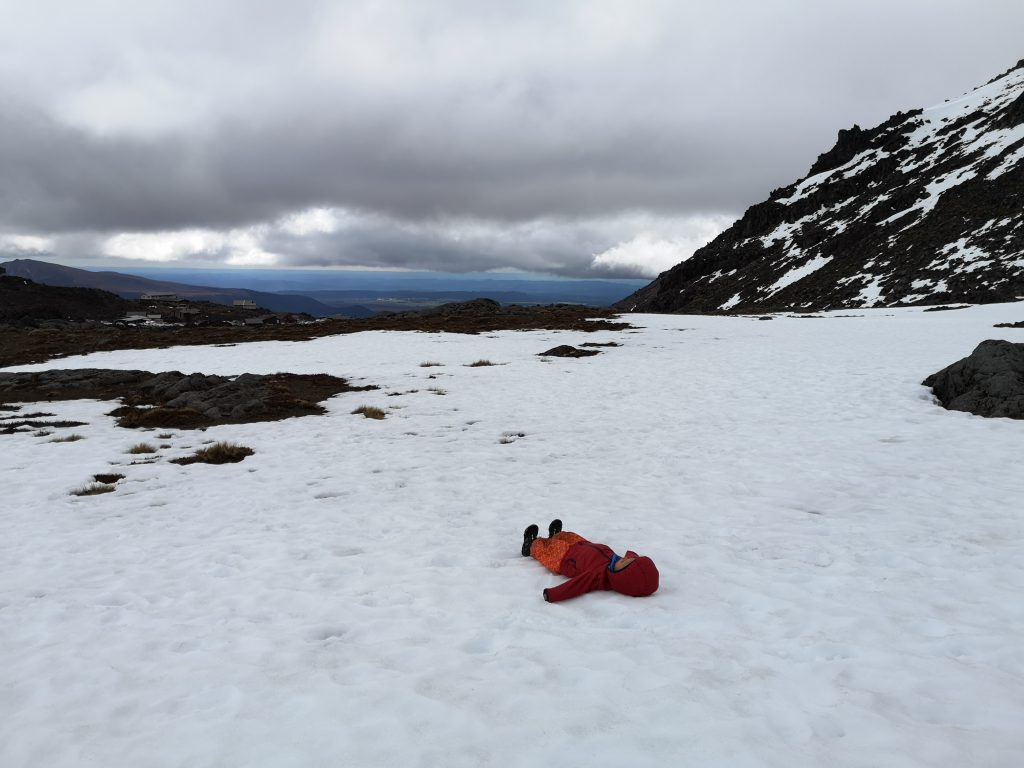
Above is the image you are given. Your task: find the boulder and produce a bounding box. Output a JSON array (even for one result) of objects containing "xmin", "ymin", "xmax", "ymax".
[
  {"xmin": 923, "ymin": 340, "xmax": 1024, "ymax": 419},
  {"xmin": 538, "ymin": 345, "xmax": 601, "ymax": 358}
]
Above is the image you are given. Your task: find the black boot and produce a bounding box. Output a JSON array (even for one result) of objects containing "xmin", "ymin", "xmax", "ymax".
[
  {"xmin": 521, "ymin": 524, "xmax": 539, "ymax": 557},
  {"xmin": 548, "ymin": 519, "xmax": 562, "ymax": 538}
]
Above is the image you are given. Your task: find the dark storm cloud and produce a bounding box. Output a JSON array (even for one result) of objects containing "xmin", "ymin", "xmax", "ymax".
[
  {"xmin": 0, "ymin": 99, "xmax": 280, "ymax": 233},
  {"xmin": 1, "ymin": 0, "xmax": 1022, "ymax": 275},
  {"xmin": 261, "ymin": 215, "xmax": 606, "ymax": 276},
  {"xmin": 0, "ymin": 91, "xmax": 771, "ymax": 234}
]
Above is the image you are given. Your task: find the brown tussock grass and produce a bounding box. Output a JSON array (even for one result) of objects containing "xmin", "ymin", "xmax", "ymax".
[
  {"xmin": 171, "ymin": 441, "xmax": 255, "ymax": 465},
  {"xmin": 71, "ymin": 483, "xmax": 116, "ymax": 497},
  {"xmin": 352, "ymin": 405, "xmax": 386, "ymax": 420}
]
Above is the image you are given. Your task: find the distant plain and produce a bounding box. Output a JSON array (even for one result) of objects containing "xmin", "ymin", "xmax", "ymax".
[{"xmin": 119, "ymin": 267, "xmax": 649, "ymax": 313}]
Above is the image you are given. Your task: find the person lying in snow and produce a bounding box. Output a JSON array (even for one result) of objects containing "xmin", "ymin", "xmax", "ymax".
[{"xmin": 521, "ymin": 519, "xmax": 659, "ymax": 602}]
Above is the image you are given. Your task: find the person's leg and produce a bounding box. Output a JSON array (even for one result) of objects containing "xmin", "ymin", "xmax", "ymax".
[
  {"xmin": 521, "ymin": 524, "xmax": 539, "ymax": 557},
  {"xmin": 552, "ymin": 531, "xmax": 584, "ymax": 545},
  {"xmin": 530, "ymin": 532, "xmax": 584, "ymax": 573}
]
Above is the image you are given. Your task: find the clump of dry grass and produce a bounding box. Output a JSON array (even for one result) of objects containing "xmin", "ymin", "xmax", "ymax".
[
  {"xmin": 467, "ymin": 359, "xmax": 495, "ymax": 367},
  {"xmin": 157, "ymin": 433, "xmax": 175, "ymax": 439},
  {"xmin": 352, "ymin": 405, "xmax": 386, "ymax": 419},
  {"xmin": 171, "ymin": 441, "xmax": 254, "ymax": 466},
  {"xmin": 419, "ymin": 361, "xmax": 444, "ymax": 367},
  {"xmin": 499, "ymin": 431, "xmax": 526, "ymax": 444},
  {"xmin": 93, "ymin": 473, "xmax": 125, "ymax": 484},
  {"xmin": 127, "ymin": 442, "xmax": 157, "ymax": 454},
  {"xmin": 51, "ymin": 434, "xmax": 85, "ymax": 443},
  {"xmin": 71, "ymin": 483, "xmax": 116, "ymax": 497},
  {"xmin": 427, "ymin": 387, "xmax": 447, "ymax": 396}
]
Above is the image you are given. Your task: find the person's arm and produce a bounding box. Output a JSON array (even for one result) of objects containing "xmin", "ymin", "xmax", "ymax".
[{"xmin": 542, "ymin": 567, "xmax": 607, "ymax": 603}]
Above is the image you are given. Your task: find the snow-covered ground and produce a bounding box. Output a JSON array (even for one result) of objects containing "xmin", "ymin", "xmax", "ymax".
[{"xmin": 2, "ymin": 305, "xmax": 1024, "ymax": 767}]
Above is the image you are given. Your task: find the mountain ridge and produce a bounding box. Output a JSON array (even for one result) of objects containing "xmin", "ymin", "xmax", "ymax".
[
  {"xmin": 619, "ymin": 59, "xmax": 1024, "ymax": 314},
  {"xmin": 0, "ymin": 259, "xmax": 340, "ymax": 317}
]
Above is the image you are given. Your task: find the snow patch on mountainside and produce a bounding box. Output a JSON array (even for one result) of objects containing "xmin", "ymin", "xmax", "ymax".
[
  {"xmin": 621, "ymin": 60, "xmax": 1024, "ymax": 314},
  {"xmin": 765, "ymin": 255, "xmax": 833, "ymax": 296}
]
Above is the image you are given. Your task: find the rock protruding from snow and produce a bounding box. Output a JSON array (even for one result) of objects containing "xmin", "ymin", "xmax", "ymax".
[
  {"xmin": 923, "ymin": 340, "xmax": 1024, "ymax": 419},
  {"xmin": 619, "ymin": 59, "xmax": 1024, "ymax": 314},
  {"xmin": 537, "ymin": 345, "xmax": 601, "ymax": 358},
  {"xmin": 0, "ymin": 369, "xmax": 375, "ymax": 428}
]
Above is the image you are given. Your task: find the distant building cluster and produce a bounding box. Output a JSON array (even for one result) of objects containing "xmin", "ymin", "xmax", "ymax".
[
  {"xmin": 141, "ymin": 292, "xmax": 180, "ymax": 301},
  {"xmin": 115, "ymin": 296, "xmax": 307, "ymax": 328}
]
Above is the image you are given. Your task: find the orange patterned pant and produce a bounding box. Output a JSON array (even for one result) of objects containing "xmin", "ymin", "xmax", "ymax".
[{"xmin": 530, "ymin": 531, "xmax": 585, "ymax": 574}]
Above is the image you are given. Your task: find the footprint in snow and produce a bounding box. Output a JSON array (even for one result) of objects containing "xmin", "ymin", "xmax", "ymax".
[
  {"xmin": 331, "ymin": 546, "xmax": 363, "ymax": 558},
  {"xmin": 306, "ymin": 626, "xmax": 348, "ymax": 643}
]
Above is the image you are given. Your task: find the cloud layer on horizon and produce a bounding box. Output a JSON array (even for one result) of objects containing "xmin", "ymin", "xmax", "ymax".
[{"xmin": 1, "ymin": 1, "xmax": 1021, "ymax": 277}]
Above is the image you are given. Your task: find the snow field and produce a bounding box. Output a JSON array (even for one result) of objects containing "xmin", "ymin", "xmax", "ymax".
[{"xmin": 2, "ymin": 305, "xmax": 1024, "ymax": 767}]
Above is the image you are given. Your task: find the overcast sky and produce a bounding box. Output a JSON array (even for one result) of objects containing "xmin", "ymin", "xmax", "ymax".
[{"xmin": 1, "ymin": 1, "xmax": 1021, "ymax": 278}]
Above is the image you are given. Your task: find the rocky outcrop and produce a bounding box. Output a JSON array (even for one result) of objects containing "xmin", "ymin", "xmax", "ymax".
[
  {"xmin": 537, "ymin": 345, "xmax": 601, "ymax": 358},
  {"xmin": 619, "ymin": 60, "xmax": 1024, "ymax": 314},
  {"xmin": 421, "ymin": 298, "xmax": 502, "ymax": 316},
  {"xmin": 923, "ymin": 340, "xmax": 1024, "ymax": 419},
  {"xmin": 0, "ymin": 369, "xmax": 376, "ymax": 428}
]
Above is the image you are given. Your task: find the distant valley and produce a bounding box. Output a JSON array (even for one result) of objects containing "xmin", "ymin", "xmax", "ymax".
[{"xmin": 0, "ymin": 260, "xmax": 647, "ymax": 318}]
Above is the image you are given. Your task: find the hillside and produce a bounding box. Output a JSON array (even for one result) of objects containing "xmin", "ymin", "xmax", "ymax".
[
  {"xmin": 620, "ymin": 60, "xmax": 1024, "ymax": 313},
  {"xmin": 0, "ymin": 271, "xmax": 134, "ymax": 323},
  {"xmin": 0, "ymin": 259, "xmax": 339, "ymax": 317}
]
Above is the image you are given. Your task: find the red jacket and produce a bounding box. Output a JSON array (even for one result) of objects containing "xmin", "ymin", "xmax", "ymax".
[{"xmin": 543, "ymin": 542, "xmax": 659, "ymax": 602}]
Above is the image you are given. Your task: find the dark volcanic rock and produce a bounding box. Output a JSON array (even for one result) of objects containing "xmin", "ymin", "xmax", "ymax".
[
  {"xmin": 923, "ymin": 340, "xmax": 1024, "ymax": 419},
  {"xmin": 538, "ymin": 345, "xmax": 601, "ymax": 358},
  {"xmin": 619, "ymin": 60, "xmax": 1024, "ymax": 314},
  {"xmin": 0, "ymin": 369, "xmax": 376, "ymax": 428}
]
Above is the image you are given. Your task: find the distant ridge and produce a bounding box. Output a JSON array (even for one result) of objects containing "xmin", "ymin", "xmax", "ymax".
[
  {"xmin": 0, "ymin": 259, "xmax": 340, "ymax": 317},
  {"xmin": 619, "ymin": 59, "xmax": 1024, "ymax": 313},
  {"xmin": 0, "ymin": 270, "xmax": 133, "ymax": 322}
]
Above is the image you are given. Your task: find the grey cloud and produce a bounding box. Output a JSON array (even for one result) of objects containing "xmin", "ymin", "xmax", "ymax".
[
  {"xmin": 261, "ymin": 215, "xmax": 653, "ymax": 278},
  {"xmin": 1, "ymin": 0, "xmax": 1023, "ymax": 275},
  {"xmin": 0, "ymin": 92, "xmax": 774, "ymax": 234}
]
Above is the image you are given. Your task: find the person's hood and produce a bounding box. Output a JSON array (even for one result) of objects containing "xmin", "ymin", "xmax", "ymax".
[{"xmin": 607, "ymin": 555, "xmax": 659, "ymax": 597}]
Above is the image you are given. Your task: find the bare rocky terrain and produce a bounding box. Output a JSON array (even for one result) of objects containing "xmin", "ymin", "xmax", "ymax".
[{"xmin": 0, "ymin": 281, "xmax": 629, "ymax": 368}]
